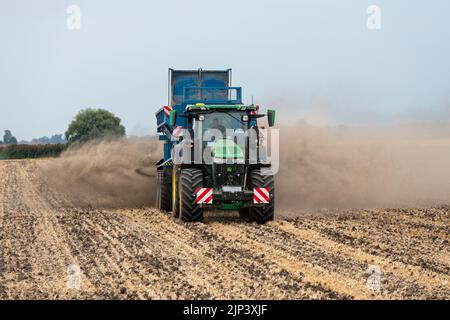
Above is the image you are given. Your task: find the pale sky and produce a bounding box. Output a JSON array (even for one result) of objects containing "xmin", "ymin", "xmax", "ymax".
[{"xmin": 1, "ymin": 0, "xmax": 450, "ymax": 140}]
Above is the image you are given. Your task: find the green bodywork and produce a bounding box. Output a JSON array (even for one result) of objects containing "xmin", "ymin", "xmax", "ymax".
[
  {"xmin": 212, "ymin": 139, "xmax": 244, "ymax": 159},
  {"xmin": 220, "ymin": 202, "xmax": 243, "ymax": 210},
  {"xmin": 211, "ymin": 139, "xmax": 245, "ymax": 210}
]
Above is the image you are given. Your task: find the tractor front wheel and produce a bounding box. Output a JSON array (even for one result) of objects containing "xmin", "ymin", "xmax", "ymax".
[
  {"xmin": 249, "ymin": 169, "xmax": 275, "ymax": 224},
  {"xmin": 178, "ymin": 168, "xmax": 204, "ymax": 222}
]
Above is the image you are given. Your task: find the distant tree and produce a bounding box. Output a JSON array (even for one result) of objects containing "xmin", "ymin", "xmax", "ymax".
[
  {"xmin": 41, "ymin": 136, "xmax": 51, "ymax": 144},
  {"xmin": 65, "ymin": 108, "xmax": 126, "ymax": 143},
  {"xmin": 31, "ymin": 139, "xmax": 42, "ymax": 145},
  {"xmin": 50, "ymin": 134, "xmax": 65, "ymax": 144},
  {"xmin": 22, "ymin": 134, "xmax": 66, "ymax": 145},
  {"xmin": 3, "ymin": 130, "xmax": 18, "ymax": 145}
]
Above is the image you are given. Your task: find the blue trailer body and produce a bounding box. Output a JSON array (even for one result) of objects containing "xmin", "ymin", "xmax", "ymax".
[
  {"xmin": 170, "ymin": 69, "xmax": 231, "ymax": 105},
  {"xmin": 156, "ymin": 68, "xmax": 244, "ymax": 161}
]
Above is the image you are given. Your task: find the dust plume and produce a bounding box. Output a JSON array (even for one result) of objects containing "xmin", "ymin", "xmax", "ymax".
[
  {"xmin": 37, "ymin": 122, "xmax": 450, "ymax": 212},
  {"xmin": 38, "ymin": 137, "xmax": 161, "ymax": 208},
  {"xmin": 276, "ymin": 121, "xmax": 450, "ymax": 212}
]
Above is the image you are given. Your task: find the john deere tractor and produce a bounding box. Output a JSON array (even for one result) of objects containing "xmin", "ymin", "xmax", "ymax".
[{"xmin": 155, "ymin": 68, "xmax": 276, "ymax": 223}]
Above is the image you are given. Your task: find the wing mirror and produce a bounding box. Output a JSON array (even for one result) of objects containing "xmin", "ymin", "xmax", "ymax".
[{"xmin": 267, "ymin": 109, "xmax": 276, "ymax": 127}]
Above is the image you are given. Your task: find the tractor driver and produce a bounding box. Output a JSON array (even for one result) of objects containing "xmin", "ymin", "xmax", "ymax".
[{"xmin": 211, "ymin": 117, "xmax": 226, "ymax": 138}]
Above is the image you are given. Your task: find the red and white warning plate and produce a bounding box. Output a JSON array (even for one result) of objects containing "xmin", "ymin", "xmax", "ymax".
[
  {"xmin": 172, "ymin": 125, "xmax": 184, "ymax": 138},
  {"xmin": 253, "ymin": 187, "xmax": 270, "ymax": 204},
  {"xmin": 163, "ymin": 105, "xmax": 172, "ymax": 116},
  {"xmin": 196, "ymin": 188, "xmax": 213, "ymax": 204}
]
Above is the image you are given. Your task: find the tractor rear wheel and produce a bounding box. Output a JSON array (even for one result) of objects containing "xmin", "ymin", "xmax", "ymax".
[
  {"xmin": 249, "ymin": 169, "xmax": 275, "ymax": 224},
  {"xmin": 156, "ymin": 169, "xmax": 172, "ymax": 212},
  {"xmin": 179, "ymin": 168, "xmax": 204, "ymax": 222}
]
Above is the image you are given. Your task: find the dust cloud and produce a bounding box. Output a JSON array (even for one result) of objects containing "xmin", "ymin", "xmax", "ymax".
[
  {"xmin": 38, "ymin": 137, "xmax": 161, "ymax": 208},
  {"xmin": 276, "ymin": 121, "xmax": 450, "ymax": 211},
  {"xmin": 38, "ymin": 122, "xmax": 450, "ymax": 211}
]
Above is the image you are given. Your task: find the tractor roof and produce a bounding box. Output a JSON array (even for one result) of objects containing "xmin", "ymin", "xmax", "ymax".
[{"xmin": 186, "ymin": 103, "xmax": 257, "ymax": 112}]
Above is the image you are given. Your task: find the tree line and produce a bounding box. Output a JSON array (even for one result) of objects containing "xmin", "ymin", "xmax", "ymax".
[
  {"xmin": 0, "ymin": 108, "xmax": 126, "ymax": 159},
  {"xmin": 0, "ymin": 144, "xmax": 68, "ymax": 160},
  {"xmin": 0, "ymin": 130, "xmax": 65, "ymax": 145}
]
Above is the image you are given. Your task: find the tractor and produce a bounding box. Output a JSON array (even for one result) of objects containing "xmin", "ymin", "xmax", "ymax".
[{"xmin": 155, "ymin": 68, "xmax": 276, "ymax": 223}]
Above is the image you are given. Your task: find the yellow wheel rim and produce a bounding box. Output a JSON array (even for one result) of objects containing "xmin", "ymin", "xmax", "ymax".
[{"xmin": 172, "ymin": 166, "xmax": 177, "ymax": 208}]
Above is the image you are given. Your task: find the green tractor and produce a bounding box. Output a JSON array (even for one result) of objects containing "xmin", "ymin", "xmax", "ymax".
[{"xmin": 155, "ymin": 69, "xmax": 276, "ymax": 223}]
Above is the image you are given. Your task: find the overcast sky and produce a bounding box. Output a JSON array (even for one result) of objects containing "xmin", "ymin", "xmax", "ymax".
[{"xmin": 1, "ymin": 0, "xmax": 450, "ymax": 140}]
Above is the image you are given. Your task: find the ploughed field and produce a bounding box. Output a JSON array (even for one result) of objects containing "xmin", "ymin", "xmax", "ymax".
[{"xmin": 0, "ymin": 160, "xmax": 448, "ymax": 299}]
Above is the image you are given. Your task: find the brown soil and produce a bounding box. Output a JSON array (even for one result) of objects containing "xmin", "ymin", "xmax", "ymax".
[{"xmin": 0, "ymin": 159, "xmax": 448, "ymax": 299}]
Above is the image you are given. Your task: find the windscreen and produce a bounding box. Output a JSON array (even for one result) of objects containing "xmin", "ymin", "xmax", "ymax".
[{"xmin": 197, "ymin": 112, "xmax": 248, "ymax": 137}]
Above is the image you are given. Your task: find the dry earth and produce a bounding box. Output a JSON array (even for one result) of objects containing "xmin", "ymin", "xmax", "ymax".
[{"xmin": 0, "ymin": 159, "xmax": 449, "ymax": 299}]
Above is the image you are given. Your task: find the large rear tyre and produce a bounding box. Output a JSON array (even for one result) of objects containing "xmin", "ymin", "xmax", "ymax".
[
  {"xmin": 156, "ymin": 169, "xmax": 172, "ymax": 212},
  {"xmin": 179, "ymin": 168, "xmax": 204, "ymax": 222},
  {"xmin": 249, "ymin": 169, "xmax": 275, "ymax": 224}
]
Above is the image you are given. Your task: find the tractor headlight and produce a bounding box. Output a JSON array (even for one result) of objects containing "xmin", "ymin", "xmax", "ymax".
[
  {"xmin": 242, "ymin": 115, "xmax": 249, "ymax": 122},
  {"xmin": 198, "ymin": 115, "xmax": 205, "ymax": 121}
]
